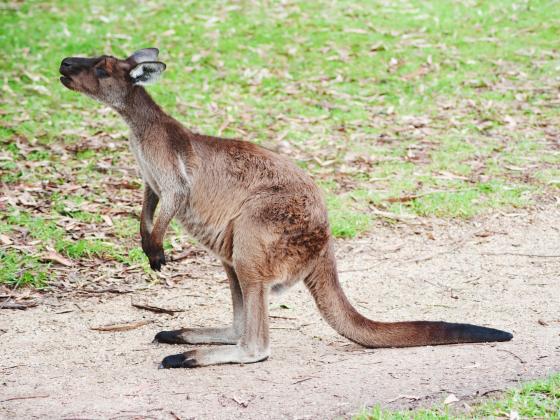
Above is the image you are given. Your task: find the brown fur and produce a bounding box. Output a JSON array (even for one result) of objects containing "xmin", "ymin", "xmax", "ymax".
[{"xmin": 60, "ymin": 49, "xmax": 512, "ymax": 369}]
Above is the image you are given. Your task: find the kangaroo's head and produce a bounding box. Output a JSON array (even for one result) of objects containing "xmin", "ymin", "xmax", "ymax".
[{"xmin": 59, "ymin": 48, "xmax": 166, "ymax": 109}]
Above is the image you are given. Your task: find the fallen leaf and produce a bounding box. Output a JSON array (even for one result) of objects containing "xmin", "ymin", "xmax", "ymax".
[
  {"xmin": 444, "ymin": 394, "xmax": 459, "ymax": 405},
  {"xmin": 370, "ymin": 42, "xmax": 386, "ymax": 52},
  {"xmin": 231, "ymin": 395, "xmax": 249, "ymax": 407},
  {"xmin": 402, "ymin": 65, "xmax": 430, "ymax": 81},
  {"xmin": 18, "ymin": 192, "xmax": 37, "ymax": 206},
  {"xmin": 344, "ymin": 28, "xmax": 368, "ymax": 34},
  {"xmin": 509, "ymin": 410, "xmax": 520, "ymax": 420},
  {"xmin": 386, "ymin": 194, "xmax": 420, "ymax": 203},
  {"xmin": 39, "ymin": 251, "xmax": 73, "ymax": 267}
]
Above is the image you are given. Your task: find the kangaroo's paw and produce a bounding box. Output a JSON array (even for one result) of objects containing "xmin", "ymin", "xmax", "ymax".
[
  {"xmin": 148, "ymin": 249, "xmax": 166, "ymax": 271},
  {"xmin": 158, "ymin": 345, "xmax": 269, "ymax": 369},
  {"xmin": 153, "ymin": 327, "xmax": 240, "ymax": 345},
  {"xmin": 159, "ymin": 350, "xmax": 199, "ymax": 369}
]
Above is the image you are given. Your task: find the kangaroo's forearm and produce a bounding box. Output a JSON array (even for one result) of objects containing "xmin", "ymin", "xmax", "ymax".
[
  {"xmin": 143, "ymin": 193, "xmax": 182, "ymax": 270},
  {"xmin": 140, "ymin": 185, "xmax": 159, "ymax": 240}
]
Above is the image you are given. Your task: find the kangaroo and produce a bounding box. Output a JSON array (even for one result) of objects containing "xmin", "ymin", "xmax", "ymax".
[{"xmin": 59, "ymin": 48, "xmax": 512, "ymax": 369}]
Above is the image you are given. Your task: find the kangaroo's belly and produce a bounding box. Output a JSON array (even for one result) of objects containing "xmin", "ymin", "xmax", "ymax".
[{"xmin": 176, "ymin": 206, "xmax": 231, "ymax": 263}]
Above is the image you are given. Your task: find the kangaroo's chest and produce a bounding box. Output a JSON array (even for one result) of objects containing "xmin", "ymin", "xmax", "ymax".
[{"xmin": 128, "ymin": 136, "xmax": 163, "ymax": 196}]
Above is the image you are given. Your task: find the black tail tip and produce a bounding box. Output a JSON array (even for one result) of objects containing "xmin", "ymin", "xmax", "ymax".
[
  {"xmin": 495, "ymin": 329, "xmax": 513, "ymax": 342},
  {"xmin": 456, "ymin": 323, "xmax": 513, "ymax": 343}
]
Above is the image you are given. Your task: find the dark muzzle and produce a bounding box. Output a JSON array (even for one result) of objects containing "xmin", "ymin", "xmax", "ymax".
[{"xmin": 60, "ymin": 56, "xmax": 100, "ymax": 76}]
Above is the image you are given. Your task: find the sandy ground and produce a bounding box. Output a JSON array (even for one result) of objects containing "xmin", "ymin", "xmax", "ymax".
[{"xmin": 1, "ymin": 206, "xmax": 559, "ymax": 419}]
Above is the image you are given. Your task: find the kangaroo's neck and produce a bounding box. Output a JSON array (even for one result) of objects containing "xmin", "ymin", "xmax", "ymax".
[{"xmin": 117, "ymin": 86, "xmax": 170, "ymax": 140}]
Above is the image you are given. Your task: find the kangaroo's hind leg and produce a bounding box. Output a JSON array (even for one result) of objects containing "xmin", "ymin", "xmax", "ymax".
[
  {"xmin": 159, "ymin": 272, "xmax": 270, "ymax": 368},
  {"xmin": 153, "ymin": 262, "xmax": 244, "ymax": 345}
]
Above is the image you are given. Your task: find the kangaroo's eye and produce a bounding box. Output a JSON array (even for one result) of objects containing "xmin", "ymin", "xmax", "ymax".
[{"xmin": 95, "ymin": 67, "xmax": 109, "ymax": 78}]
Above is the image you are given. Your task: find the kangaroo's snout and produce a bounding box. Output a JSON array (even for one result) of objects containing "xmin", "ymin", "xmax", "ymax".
[
  {"xmin": 60, "ymin": 57, "xmax": 76, "ymax": 74},
  {"xmin": 60, "ymin": 57, "xmax": 95, "ymax": 76}
]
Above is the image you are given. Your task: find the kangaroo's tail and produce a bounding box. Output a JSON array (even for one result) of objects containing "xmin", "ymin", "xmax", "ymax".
[{"xmin": 304, "ymin": 245, "xmax": 513, "ymax": 348}]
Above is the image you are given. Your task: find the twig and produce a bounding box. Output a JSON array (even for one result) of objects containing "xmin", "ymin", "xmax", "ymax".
[
  {"xmin": 480, "ymin": 389, "xmax": 503, "ymax": 397},
  {"xmin": 0, "ymin": 365, "xmax": 24, "ymax": 371},
  {"xmin": 270, "ymin": 326, "xmax": 299, "ymax": 330},
  {"xmin": 369, "ymin": 207, "xmax": 420, "ymax": 223},
  {"xmin": 386, "ymin": 395, "xmax": 420, "ymax": 403},
  {"xmin": 91, "ymin": 320, "xmax": 153, "ymax": 332},
  {"xmin": 292, "ymin": 377, "xmax": 315, "ymax": 385},
  {"xmin": 270, "ymin": 315, "xmax": 297, "ymax": 320},
  {"xmin": 80, "ymin": 288, "xmax": 134, "ymax": 294},
  {"xmin": 0, "ymin": 300, "xmax": 38, "ymax": 310},
  {"xmin": 178, "ymin": 293, "xmax": 204, "ymax": 298},
  {"xmin": 1, "ymin": 394, "xmax": 49, "ymax": 403},
  {"xmin": 497, "ymin": 349, "xmax": 526, "ymax": 364},
  {"xmin": 131, "ymin": 301, "xmax": 185, "ymax": 316},
  {"xmin": 385, "ymin": 189, "xmax": 474, "ymax": 203},
  {"xmin": 481, "ymin": 252, "xmax": 560, "ymax": 258}
]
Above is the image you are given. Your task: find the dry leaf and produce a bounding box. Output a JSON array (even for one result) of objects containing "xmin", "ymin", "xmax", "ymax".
[
  {"xmin": 370, "ymin": 42, "xmax": 386, "ymax": 52},
  {"xmin": 18, "ymin": 192, "xmax": 37, "ymax": 206},
  {"xmin": 102, "ymin": 215, "xmax": 113, "ymax": 226},
  {"xmin": 344, "ymin": 28, "xmax": 368, "ymax": 34},
  {"xmin": 509, "ymin": 410, "xmax": 520, "ymax": 420},
  {"xmin": 386, "ymin": 195, "xmax": 420, "ymax": 203},
  {"xmin": 39, "ymin": 251, "xmax": 73, "ymax": 267},
  {"xmin": 0, "ymin": 234, "xmax": 12, "ymax": 245},
  {"xmin": 231, "ymin": 395, "xmax": 249, "ymax": 407},
  {"xmin": 402, "ymin": 65, "xmax": 430, "ymax": 81},
  {"xmin": 444, "ymin": 394, "xmax": 459, "ymax": 405}
]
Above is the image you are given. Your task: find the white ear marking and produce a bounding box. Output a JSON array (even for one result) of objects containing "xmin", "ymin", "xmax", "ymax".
[
  {"xmin": 130, "ymin": 65, "xmax": 145, "ymax": 79},
  {"xmin": 130, "ymin": 61, "xmax": 166, "ymax": 86}
]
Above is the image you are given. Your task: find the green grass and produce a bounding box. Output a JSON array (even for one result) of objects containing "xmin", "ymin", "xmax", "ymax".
[
  {"xmin": 1, "ymin": 0, "xmax": 559, "ymax": 286},
  {"xmin": 356, "ymin": 373, "xmax": 560, "ymax": 419},
  {"xmin": 0, "ymin": 249, "xmax": 52, "ymax": 288}
]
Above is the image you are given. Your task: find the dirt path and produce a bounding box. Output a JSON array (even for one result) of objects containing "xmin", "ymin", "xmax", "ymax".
[{"xmin": 1, "ymin": 207, "xmax": 559, "ymax": 419}]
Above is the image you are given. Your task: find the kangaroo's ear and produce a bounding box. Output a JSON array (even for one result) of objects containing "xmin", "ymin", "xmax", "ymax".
[
  {"xmin": 129, "ymin": 48, "xmax": 159, "ymax": 63},
  {"xmin": 129, "ymin": 61, "xmax": 166, "ymax": 86}
]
